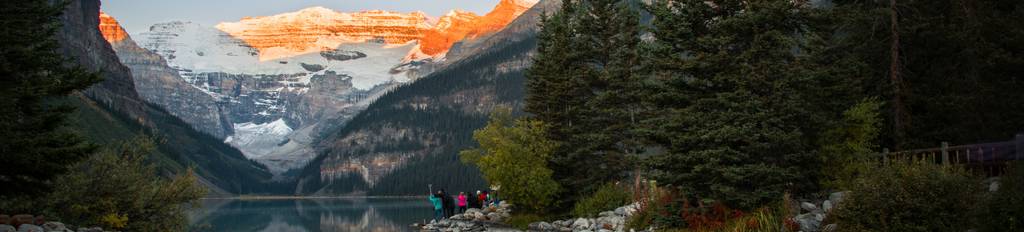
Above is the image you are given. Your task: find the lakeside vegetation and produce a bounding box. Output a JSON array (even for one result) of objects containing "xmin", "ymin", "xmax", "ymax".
[{"xmin": 460, "ymin": 0, "xmax": 1024, "ymax": 231}]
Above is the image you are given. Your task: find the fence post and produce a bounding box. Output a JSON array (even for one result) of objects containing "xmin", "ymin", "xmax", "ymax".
[
  {"xmin": 1016, "ymin": 134, "xmax": 1023, "ymax": 161},
  {"xmin": 941, "ymin": 142, "xmax": 949, "ymax": 165},
  {"xmin": 883, "ymin": 148, "xmax": 890, "ymax": 165}
]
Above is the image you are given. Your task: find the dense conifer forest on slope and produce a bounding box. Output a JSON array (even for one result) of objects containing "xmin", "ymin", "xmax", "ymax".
[
  {"xmin": 297, "ymin": 37, "xmax": 537, "ymax": 195},
  {"xmin": 68, "ymin": 96, "xmax": 294, "ymax": 194}
]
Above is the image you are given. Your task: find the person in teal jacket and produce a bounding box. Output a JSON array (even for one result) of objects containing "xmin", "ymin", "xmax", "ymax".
[{"xmin": 429, "ymin": 192, "xmax": 443, "ymax": 221}]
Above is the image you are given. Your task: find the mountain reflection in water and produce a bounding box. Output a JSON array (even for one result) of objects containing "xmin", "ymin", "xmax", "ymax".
[{"xmin": 189, "ymin": 198, "xmax": 432, "ymax": 232}]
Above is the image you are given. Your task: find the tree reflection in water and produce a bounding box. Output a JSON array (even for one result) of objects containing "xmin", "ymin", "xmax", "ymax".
[{"xmin": 189, "ymin": 198, "xmax": 432, "ymax": 232}]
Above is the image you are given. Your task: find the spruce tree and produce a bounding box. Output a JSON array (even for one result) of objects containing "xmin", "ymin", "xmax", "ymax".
[
  {"xmin": 644, "ymin": 0, "xmax": 832, "ymax": 210},
  {"xmin": 0, "ymin": 0, "xmax": 102, "ymax": 197},
  {"xmin": 526, "ymin": 0, "xmax": 646, "ymax": 207}
]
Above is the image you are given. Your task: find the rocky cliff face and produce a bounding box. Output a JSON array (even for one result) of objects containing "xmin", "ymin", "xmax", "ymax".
[
  {"xmin": 100, "ymin": 13, "xmax": 232, "ymax": 138},
  {"xmin": 58, "ymin": 0, "xmax": 278, "ymax": 195},
  {"xmin": 56, "ymin": 0, "xmax": 146, "ymax": 120}
]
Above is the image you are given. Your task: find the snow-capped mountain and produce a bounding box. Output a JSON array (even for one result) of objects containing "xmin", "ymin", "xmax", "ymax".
[{"xmin": 101, "ymin": 0, "xmax": 537, "ymax": 175}]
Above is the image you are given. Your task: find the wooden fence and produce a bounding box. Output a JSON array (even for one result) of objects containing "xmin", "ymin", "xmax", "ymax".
[{"xmin": 878, "ymin": 134, "xmax": 1024, "ymax": 176}]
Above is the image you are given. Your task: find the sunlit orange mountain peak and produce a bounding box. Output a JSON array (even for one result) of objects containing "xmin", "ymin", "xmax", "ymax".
[
  {"xmin": 98, "ymin": 12, "xmax": 129, "ymax": 43},
  {"xmin": 214, "ymin": 0, "xmax": 537, "ymax": 61}
]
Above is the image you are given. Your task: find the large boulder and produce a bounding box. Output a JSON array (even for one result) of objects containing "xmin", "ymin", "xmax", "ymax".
[
  {"xmin": 822, "ymin": 200, "xmax": 834, "ymax": 212},
  {"xmin": 486, "ymin": 212, "xmax": 502, "ymax": 222},
  {"xmin": 572, "ymin": 218, "xmax": 591, "ymax": 230},
  {"xmin": 15, "ymin": 224, "xmax": 42, "ymax": 232},
  {"xmin": 800, "ymin": 202, "xmax": 818, "ymax": 213},
  {"xmin": 76, "ymin": 227, "xmax": 104, "ymax": 232},
  {"xmin": 472, "ymin": 212, "xmax": 487, "ymax": 221},
  {"xmin": 0, "ymin": 224, "xmax": 15, "ymax": 232},
  {"xmin": 41, "ymin": 222, "xmax": 70, "ymax": 232},
  {"xmin": 529, "ymin": 221, "xmax": 556, "ymax": 231},
  {"xmin": 794, "ymin": 213, "xmax": 821, "ymax": 232},
  {"xmin": 829, "ymin": 192, "xmax": 847, "ymax": 207}
]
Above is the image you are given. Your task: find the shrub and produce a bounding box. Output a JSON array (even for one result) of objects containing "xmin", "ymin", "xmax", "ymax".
[
  {"xmin": 831, "ymin": 160, "xmax": 980, "ymax": 232},
  {"xmin": 571, "ymin": 183, "xmax": 632, "ymax": 217},
  {"xmin": 977, "ymin": 161, "xmax": 1024, "ymax": 232},
  {"xmin": 46, "ymin": 138, "xmax": 206, "ymax": 231},
  {"xmin": 819, "ymin": 99, "xmax": 882, "ymax": 189},
  {"xmin": 507, "ymin": 214, "xmax": 546, "ymax": 230},
  {"xmin": 460, "ymin": 108, "xmax": 560, "ymax": 212}
]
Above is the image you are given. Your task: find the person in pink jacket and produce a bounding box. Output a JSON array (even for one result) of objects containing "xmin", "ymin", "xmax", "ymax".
[{"xmin": 457, "ymin": 192, "xmax": 468, "ymax": 213}]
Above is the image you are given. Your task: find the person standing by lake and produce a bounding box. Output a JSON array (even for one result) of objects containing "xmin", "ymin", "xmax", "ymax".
[
  {"xmin": 457, "ymin": 192, "xmax": 468, "ymax": 213},
  {"xmin": 478, "ymin": 190, "xmax": 487, "ymax": 208},
  {"xmin": 469, "ymin": 191, "xmax": 481, "ymax": 209},
  {"xmin": 441, "ymin": 189, "xmax": 454, "ymax": 218},
  {"xmin": 429, "ymin": 192, "xmax": 443, "ymax": 221}
]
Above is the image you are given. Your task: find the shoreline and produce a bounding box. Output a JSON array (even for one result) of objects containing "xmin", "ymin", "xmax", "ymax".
[{"xmin": 201, "ymin": 195, "xmax": 426, "ymax": 200}]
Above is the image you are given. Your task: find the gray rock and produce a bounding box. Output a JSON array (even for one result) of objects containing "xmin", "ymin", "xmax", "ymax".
[
  {"xmin": 554, "ymin": 220, "xmax": 572, "ymax": 228},
  {"xmin": 598, "ymin": 211, "xmax": 615, "ymax": 217},
  {"xmin": 16, "ymin": 224, "xmax": 42, "ymax": 232},
  {"xmin": 990, "ymin": 180, "xmax": 1001, "ymax": 192},
  {"xmin": 572, "ymin": 218, "xmax": 590, "ymax": 230},
  {"xmin": 42, "ymin": 222, "xmax": 70, "ymax": 232},
  {"xmin": 529, "ymin": 221, "xmax": 556, "ymax": 231},
  {"xmin": 465, "ymin": 208, "xmax": 482, "ymax": 215},
  {"xmin": 0, "ymin": 225, "xmax": 15, "ymax": 232},
  {"xmin": 801, "ymin": 202, "xmax": 818, "ymax": 212},
  {"xmin": 487, "ymin": 212, "xmax": 502, "ymax": 222},
  {"xmin": 794, "ymin": 213, "xmax": 821, "ymax": 232},
  {"xmin": 829, "ymin": 192, "xmax": 847, "ymax": 207},
  {"xmin": 614, "ymin": 207, "xmax": 627, "ymax": 216},
  {"xmin": 822, "ymin": 200, "xmax": 834, "ymax": 212},
  {"xmin": 471, "ymin": 212, "xmax": 487, "ymax": 221}
]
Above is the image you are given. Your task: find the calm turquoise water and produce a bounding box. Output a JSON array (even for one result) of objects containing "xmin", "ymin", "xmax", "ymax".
[{"xmin": 189, "ymin": 198, "xmax": 433, "ymax": 232}]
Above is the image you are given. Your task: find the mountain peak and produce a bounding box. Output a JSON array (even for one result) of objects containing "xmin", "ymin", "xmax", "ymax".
[
  {"xmin": 505, "ymin": 0, "xmax": 541, "ymax": 8},
  {"xmin": 98, "ymin": 12, "xmax": 129, "ymax": 42},
  {"xmin": 298, "ymin": 6, "xmax": 335, "ymax": 14}
]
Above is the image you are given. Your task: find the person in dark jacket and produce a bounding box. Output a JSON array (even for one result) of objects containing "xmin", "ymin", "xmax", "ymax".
[
  {"xmin": 468, "ymin": 191, "xmax": 481, "ymax": 209},
  {"xmin": 440, "ymin": 189, "xmax": 454, "ymax": 219}
]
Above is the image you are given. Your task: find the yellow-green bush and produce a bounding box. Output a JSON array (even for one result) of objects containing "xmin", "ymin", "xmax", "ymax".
[{"xmin": 572, "ymin": 183, "xmax": 632, "ymax": 218}]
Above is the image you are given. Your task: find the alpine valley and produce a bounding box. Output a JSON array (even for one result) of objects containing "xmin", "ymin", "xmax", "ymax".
[{"xmin": 90, "ymin": 0, "xmax": 547, "ymax": 195}]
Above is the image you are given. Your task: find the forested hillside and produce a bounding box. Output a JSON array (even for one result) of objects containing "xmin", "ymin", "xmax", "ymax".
[{"xmin": 296, "ymin": 36, "xmax": 537, "ymax": 195}]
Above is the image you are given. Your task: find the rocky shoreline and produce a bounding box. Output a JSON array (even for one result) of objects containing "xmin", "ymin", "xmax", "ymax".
[
  {"xmin": 413, "ymin": 202, "xmax": 644, "ymax": 232},
  {"xmin": 413, "ymin": 190, "xmax": 861, "ymax": 232},
  {"xmin": 0, "ymin": 214, "xmax": 110, "ymax": 232}
]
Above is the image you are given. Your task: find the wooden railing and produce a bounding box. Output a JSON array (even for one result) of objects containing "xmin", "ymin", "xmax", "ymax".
[{"xmin": 878, "ymin": 134, "xmax": 1024, "ymax": 176}]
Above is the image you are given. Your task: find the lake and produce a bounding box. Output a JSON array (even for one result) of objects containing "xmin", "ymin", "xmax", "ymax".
[{"xmin": 189, "ymin": 198, "xmax": 433, "ymax": 232}]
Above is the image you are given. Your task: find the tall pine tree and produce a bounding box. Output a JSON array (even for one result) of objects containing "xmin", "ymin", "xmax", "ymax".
[
  {"xmin": 0, "ymin": 0, "xmax": 102, "ymax": 197},
  {"xmin": 526, "ymin": 0, "xmax": 646, "ymax": 208},
  {"xmin": 644, "ymin": 0, "xmax": 842, "ymax": 210}
]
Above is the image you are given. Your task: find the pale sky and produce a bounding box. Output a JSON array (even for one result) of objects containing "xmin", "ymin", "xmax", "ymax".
[{"xmin": 101, "ymin": 0, "xmax": 501, "ymax": 34}]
